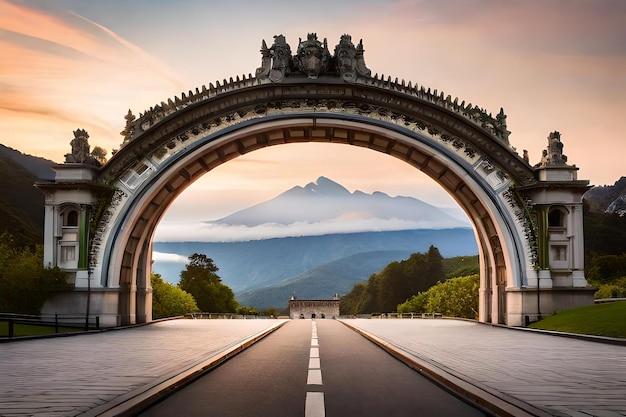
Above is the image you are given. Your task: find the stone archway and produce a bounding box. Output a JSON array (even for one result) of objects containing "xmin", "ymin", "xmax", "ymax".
[{"xmin": 39, "ymin": 33, "xmax": 593, "ymax": 327}]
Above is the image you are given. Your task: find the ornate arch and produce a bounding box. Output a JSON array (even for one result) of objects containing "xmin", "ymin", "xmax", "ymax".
[{"xmin": 43, "ymin": 33, "xmax": 593, "ymax": 327}]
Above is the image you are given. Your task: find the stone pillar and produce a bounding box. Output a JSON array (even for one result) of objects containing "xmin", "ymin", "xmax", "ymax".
[
  {"xmin": 119, "ymin": 283, "xmax": 137, "ymax": 325},
  {"xmin": 570, "ymin": 205, "xmax": 587, "ymax": 287},
  {"xmin": 513, "ymin": 132, "xmax": 594, "ymax": 323}
]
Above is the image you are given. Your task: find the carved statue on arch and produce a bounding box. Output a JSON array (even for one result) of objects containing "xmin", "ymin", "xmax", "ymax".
[{"xmin": 294, "ymin": 33, "xmax": 331, "ymax": 79}]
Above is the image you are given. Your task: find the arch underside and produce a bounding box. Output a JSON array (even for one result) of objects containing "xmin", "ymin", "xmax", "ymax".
[
  {"xmin": 99, "ymin": 82, "xmax": 536, "ymax": 325},
  {"xmin": 115, "ymin": 119, "xmax": 518, "ymax": 324}
]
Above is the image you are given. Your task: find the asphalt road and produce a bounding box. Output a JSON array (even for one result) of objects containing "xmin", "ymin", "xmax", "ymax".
[{"xmin": 136, "ymin": 319, "xmax": 489, "ymax": 417}]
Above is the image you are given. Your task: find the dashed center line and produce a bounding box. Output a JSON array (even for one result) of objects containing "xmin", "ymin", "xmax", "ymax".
[
  {"xmin": 305, "ymin": 392, "xmax": 325, "ymax": 417},
  {"xmin": 306, "ymin": 321, "xmax": 325, "ymax": 417},
  {"xmin": 307, "ymin": 369, "xmax": 323, "ymax": 385},
  {"xmin": 309, "ymin": 357, "xmax": 320, "ymax": 368}
]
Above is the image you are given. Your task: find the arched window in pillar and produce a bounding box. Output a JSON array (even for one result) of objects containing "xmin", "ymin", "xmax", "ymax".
[
  {"xmin": 548, "ymin": 206, "xmax": 569, "ymax": 264},
  {"xmin": 548, "ymin": 209, "xmax": 563, "ymax": 228},
  {"xmin": 58, "ymin": 205, "xmax": 80, "ymax": 267},
  {"xmin": 65, "ymin": 209, "xmax": 79, "ymax": 227}
]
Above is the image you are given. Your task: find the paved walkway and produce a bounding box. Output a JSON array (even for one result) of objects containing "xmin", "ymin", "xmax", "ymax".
[
  {"xmin": 0, "ymin": 319, "xmax": 287, "ymax": 417},
  {"xmin": 343, "ymin": 319, "xmax": 626, "ymax": 417},
  {"xmin": 0, "ymin": 319, "xmax": 624, "ymax": 417}
]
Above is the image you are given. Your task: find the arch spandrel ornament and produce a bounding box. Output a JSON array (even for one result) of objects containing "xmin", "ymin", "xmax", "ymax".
[{"xmin": 41, "ymin": 33, "xmax": 594, "ymax": 328}]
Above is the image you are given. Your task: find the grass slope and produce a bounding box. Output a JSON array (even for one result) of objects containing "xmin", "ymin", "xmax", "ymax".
[
  {"xmin": 529, "ymin": 301, "xmax": 626, "ymax": 338},
  {"xmin": 0, "ymin": 321, "xmax": 82, "ymax": 337}
]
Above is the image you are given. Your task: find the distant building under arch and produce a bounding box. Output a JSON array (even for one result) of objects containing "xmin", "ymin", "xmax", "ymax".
[{"xmin": 289, "ymin": 295, "xmax": 340, "ymax": 319}]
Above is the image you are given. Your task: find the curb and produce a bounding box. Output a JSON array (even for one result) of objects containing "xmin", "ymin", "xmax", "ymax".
[
  {"xmin": 440, "ymin": 316, "xmax": 626, "ymax": 346},
  {"xmin": 484, "ymin": 321, "xmax": 626, "ymax": 346},
  {"xmin": 339, "ymin": 320, "xmax": 552, "ymax": 417},
  {"xmin": 78, "ymin": 320, "xmax": 288, "ymax": 417}
]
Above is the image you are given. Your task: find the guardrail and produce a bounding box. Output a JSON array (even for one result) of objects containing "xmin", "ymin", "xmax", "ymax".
[
  {"xmin": 185, "ymin": 313, "xmax": 277, "ymax": 320},
  {"xmin": 371, "ymin": 312, "xmax": 443, "ymax": 319},
  {"xmin": 0, "ymin": 313, "xmax": 101, "ymax": 338},
  {"xmin": 595, "ymin": 298, "xmax": 626, "ymax": 304}
]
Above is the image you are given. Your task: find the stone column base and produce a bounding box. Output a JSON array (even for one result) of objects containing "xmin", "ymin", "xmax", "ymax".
[
  {"xmin": 505, "ymin": 286, "xmax": 596, "ymax": 326},
  {"xmin": 41, "ymin": 288, "xmax": 121, "ymax": 327}
]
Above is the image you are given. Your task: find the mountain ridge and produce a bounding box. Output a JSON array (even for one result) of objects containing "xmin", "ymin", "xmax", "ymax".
[
  {"xmin": 584, "ymin": 176, "xmax": 626, "ymax": 216},
  {"xmin": 210, "ymin": 175, "xmax": 469, "ymax": 231},
  {"xmin": 152, "ymin": 228, "xmax": 478, "ymax": 293},
  {"xmin": 235, "ymin": 250, "xmax": 413, "ymax": 309}
]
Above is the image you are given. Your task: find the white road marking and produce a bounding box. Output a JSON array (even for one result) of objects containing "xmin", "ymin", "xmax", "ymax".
[
  {"xmin": 305, "ymin": 392, "xmax": 325, "ymax": 417},
  {"xmin": 307, "ymin": 369, "xmax": 323, "ymax": 385},
  {"xmin": 306, "ymin": 321, "xmax": 325, "ymax": 415},
  {"xmin": 309, "ymin": 357, "xmax": 320, "ymax": 368}
]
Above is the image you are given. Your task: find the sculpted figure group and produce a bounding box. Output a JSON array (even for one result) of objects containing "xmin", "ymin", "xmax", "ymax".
[{"xmin": 257, "ymin": 33, "xmax": 371, "ymax": 83}]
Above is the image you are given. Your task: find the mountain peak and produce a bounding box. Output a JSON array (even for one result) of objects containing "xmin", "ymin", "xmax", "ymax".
[
  {"xmin": 211, "ymin": 176, "xmax": 470, "ymax": 232},
  {"xmin": 302, "ymin": 176, "xmax": 351, "ymax": 196}
]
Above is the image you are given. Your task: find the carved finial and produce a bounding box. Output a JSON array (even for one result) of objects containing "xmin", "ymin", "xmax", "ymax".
[
  {"xmin": 495, "ymin": 107, "xmax": 511, "ymax": 144},
  {"xmin": 64, "ymin": 129, "xmax": 101, "ymax": 166},
  {"xmin": 268, "ymin": 34, "xmax": 292, "ymax": 82},
  {"xmin": 335, "ymin": 33, "xmax": 370, "ymax": 82},
  {"xmin": 256, "ymin": 39, "xmax": 272, "ymax": 78},
  {"xmin": 120, "ymin": 109, "xmax": 135, "ymax": 146},
  {"xmin": 536, "ymin": 131, "xmax": 568, "ymax": 167}
]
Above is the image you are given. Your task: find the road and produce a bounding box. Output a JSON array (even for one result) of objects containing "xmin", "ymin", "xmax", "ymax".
[{"xmin": 136, "ymin": 319, "xmax": 489, "ymax": 417}]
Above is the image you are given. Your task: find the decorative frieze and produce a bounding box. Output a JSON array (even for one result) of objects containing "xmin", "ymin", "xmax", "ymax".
[{"xmin": 105, "ymin": 33, "xmax": 515, "ymax": 162}]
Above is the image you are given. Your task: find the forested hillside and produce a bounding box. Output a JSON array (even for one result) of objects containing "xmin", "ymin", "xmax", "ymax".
[
  {"xmin": 0, "ymin": 155, "xmax": 45, "ymax": 247},
  {"xmin": 153, "ymin": 228, "xmax": 477, "ymax": 291},
  {"xmin": 236, "ymin": 250, "xmax": 412, "ymax": 309},
  {"xmin": 339, "ymin": 247, "xmax": 480, "ymax": 315}
]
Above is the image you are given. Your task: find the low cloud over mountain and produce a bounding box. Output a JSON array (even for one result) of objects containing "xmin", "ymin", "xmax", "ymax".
[{"xmin": 154, "ymin": 176, "xmax": 470, "ymax": 242}]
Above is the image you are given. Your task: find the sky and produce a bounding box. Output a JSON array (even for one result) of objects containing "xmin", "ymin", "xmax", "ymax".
[{"xmin": 2, "ymin": 0, "xmax": 625, "ymax": 243}]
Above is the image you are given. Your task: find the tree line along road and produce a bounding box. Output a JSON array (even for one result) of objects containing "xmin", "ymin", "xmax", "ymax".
[{"xmin": 136, "ymin": 319, "xmax": 490, "ymax": 417}]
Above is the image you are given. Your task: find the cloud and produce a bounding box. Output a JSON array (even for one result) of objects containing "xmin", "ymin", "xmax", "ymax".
[
  {"xmin": 154, "ymin": 216, "xmax": 470, "ymax": 243},
  {"xmin": 151, "ymin": 252, "xmax": 190, "ymax": 263},
  {"xmin": 0, "ymin": 0, "xmax": 184, "ymax": 161}
]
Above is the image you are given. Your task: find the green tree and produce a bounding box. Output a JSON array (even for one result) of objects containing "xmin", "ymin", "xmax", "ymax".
[
  {"xmin": 263, "ymin": 307, "xmax": 280, "ymax": 318},
  {"xmin": 586, "ymin": 253, "xmax": 626, "ymax": 284},
  {"xmin": 584, "ymin": 210, "xmax": 626, "ymax": 257},
  {"xmin": 151, "ymin": 273, "xmax": 199, "ymax": 319},
  {"xmin": 178, "ymin": 253, "xmax": 238, "ymax": 313},
  {"xmin": 594, "ymin": 277, "xmax": 626, "ymax": 299},
  {"xmin": 340, "ymin": 282, "xmax": 368, "ymax": 315},
  {"xmin": 236, "ymin": 305, "xmax": 260, "ymax": 316},
  {"xmin": 443, "ymin": 255, "xmax": 480, "ymax": 279},
  {"xmin": 90, "ymin": 146, "xmax": 107, "ymax": 166},
  {"xmin": 0, "ymin": 233, "xmax": 71, "ymax": 314},
  {"xmin": 398, "ymin": 274, "xmax": 479, "ymax": 319},
  {"xmin": 425, "ymin": 245, "xmax": 444, "ymax": 282},
  {"xmin": 425, "ymin": 274, "xmax": 479, "ymax": 318},
  {"xmin": 397, "ymin": 291, "xmax": 429, "ymax": 314},
  {"xmin": 340, "ymin": 248, "xmax": 446, "ymax": 314}
]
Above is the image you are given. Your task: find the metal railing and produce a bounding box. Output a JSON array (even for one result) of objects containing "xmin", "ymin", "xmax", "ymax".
[
  {"xmin": 369, "ymin": 312, "xmax": 443, "ymax": 319},
  {"xmin": 0, "ymin": 313, "xmax": 101, "ymax": 338},
  {"xmin": 185, "ymin": 312, "xmax": 277, "ymax": 320}
]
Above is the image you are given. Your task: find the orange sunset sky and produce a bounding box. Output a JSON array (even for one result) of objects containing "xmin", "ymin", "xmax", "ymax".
[{"xmin": 1, "ymin": 0, "xmax": 625, "ymax": 240}]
